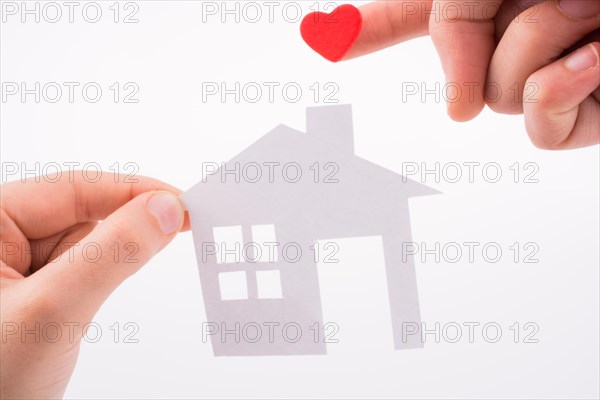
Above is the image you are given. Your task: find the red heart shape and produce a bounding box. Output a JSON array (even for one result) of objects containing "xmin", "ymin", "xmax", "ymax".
[{"xmin": 300, "ymin": 4, "xmax": 362, "ymax": 62}]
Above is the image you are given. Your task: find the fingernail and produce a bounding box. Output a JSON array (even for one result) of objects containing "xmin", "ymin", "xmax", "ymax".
[
  {"xmin": 146, "ymin": 191, "xmax": 184, "ymax": 235},
  {"xmin": 558, "ymin": 0, "xmax": 600, "ymax": 19},
  {"xmin": 564, "ymin": 44, "xmax": 599, "ymax": 72}
]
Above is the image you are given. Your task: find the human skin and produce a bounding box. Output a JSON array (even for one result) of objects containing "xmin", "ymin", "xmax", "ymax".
[
  {"xmin": 1, "ymin": 1, "xmax": 598, "ymax": 398},
  {"xmin": 343, "ymin": 0, "xmax": 600, "ymax": 149},
  {"xmin": 0, "ymin": 174, "xmax": 188, "ymax": 399}
]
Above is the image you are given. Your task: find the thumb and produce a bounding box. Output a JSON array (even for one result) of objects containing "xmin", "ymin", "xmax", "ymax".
[
  {"xmin": 524, "ymin": 42, "xmax": 600, "ymax": 150},
  {"xmin": 31, "ymin": 190, "xmax": 185, "ymax": 320}
]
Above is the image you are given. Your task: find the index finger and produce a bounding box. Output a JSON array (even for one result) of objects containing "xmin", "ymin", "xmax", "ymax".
[
  {"xmin": 343, "ymin": 0, "xmax": 432, "ymax": 60},
  {"xmin": 0, "ymin": 172, "xmax": 185, "ymax": 239}
]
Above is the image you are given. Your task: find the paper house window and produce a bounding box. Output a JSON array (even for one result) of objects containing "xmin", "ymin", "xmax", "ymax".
[
  {"xmin": 218, "ymin": 271, "xmax": 248, "ymax": 300},
  {"xmin": 212, "ymin": 225, "xmax": 244, "ymax": 264},
  {"xmin": 251, "ymin": 224, "xmax": 278, "ymax": 262},
  {"xmin": 212, "ymin": 224, "xmax": 279, "ymax": 264},
  {"xmin": 213, "ymin": 224, "xmax": 283, "ymax": 300}
]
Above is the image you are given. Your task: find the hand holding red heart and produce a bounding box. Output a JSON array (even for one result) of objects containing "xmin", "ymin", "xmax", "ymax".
[{"xmin": 301, "ymin": 0, "xmax": 600, "ymax": 150}]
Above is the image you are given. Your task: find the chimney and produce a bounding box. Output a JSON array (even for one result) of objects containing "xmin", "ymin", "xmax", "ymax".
[{"xmin": 306, "ymin": 105, "xmax": 354, "ymax": 154}]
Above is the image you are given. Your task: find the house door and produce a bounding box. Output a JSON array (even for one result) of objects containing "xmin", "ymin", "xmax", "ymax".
[{"xmin": 316, "ymin": 236, "xmax": 394, "ymax": 354}]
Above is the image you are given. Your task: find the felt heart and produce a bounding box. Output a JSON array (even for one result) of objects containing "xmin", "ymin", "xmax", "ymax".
[{"xmin": 300, "ymin": 4, "xmax": 362, "ymax": 63}]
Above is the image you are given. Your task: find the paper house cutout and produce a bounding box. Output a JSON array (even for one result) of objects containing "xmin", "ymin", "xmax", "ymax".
[{"xmin": 181, "ymin": 105, "xmax": 439, "ymax": 356}]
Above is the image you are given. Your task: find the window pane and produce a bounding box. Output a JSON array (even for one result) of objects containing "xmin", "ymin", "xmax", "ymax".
[
  {"xmin": 256, "ymin": 270, "xmax": 283, "ymax": 299},
  {"xmin": 218, "ymin": 271, "xmax": 248, "ymax": 300},
  {"xmin": 212, "ymin": 225, "xmax": 244, "ymax": 264},
  {"xmin": 251, "ymin": 224, "xmax": 278, "ymax": 263}
]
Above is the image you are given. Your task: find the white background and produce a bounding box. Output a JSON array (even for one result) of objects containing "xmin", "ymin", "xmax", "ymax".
[{"xmin": 1, "ymin": 1, "xmax": 599, "ymax": 398}]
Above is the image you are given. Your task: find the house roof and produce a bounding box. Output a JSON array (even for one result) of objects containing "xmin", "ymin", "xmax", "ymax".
[{"xmin": 186, "ymin": 105, "xmax": 439, "ymax": 198}]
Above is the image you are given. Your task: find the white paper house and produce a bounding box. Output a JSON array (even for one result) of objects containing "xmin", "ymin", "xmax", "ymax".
[{"xmin": 181, "ymin": 105, "xmax": 438, "ymax": 356}]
